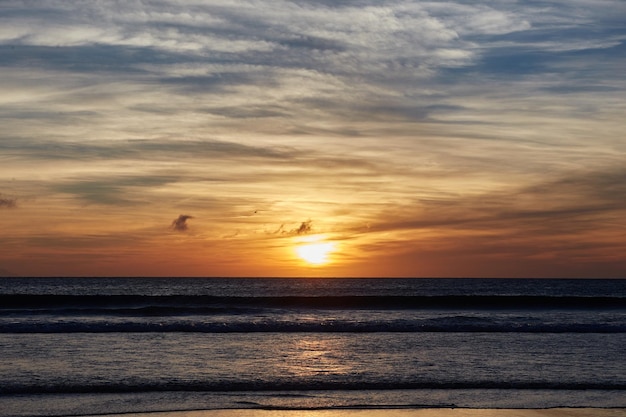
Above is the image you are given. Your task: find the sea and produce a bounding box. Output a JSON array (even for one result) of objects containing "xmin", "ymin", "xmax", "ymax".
[{"xmin": 0, "ymin": 277, "xmax": 624, "ymax": 416}]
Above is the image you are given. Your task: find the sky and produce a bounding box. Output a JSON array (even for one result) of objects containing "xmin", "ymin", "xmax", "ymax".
[{"xmin": 1, "ymin": 0, "xmax": 625, "ymax": 278}]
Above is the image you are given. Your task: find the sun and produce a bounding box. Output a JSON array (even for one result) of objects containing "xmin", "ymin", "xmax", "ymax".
[{"xmin": 295, "ymin": 241, "xmax": 335, "ymax": 265}]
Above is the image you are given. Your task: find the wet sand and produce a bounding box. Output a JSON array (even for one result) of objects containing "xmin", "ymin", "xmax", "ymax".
[{"xmin": 97, "ymin": 408, "xmax": 626, "ymax": 417}]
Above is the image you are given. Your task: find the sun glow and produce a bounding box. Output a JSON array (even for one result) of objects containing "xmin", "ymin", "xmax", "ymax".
[{"xmin": 295, "ymin": 238, "xmax": 336, "ymax": 265}]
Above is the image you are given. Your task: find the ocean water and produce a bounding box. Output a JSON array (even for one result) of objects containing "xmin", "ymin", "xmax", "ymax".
[{"xmin": 0, "ymin": 278, "xmax": 624, "ymax": 416}]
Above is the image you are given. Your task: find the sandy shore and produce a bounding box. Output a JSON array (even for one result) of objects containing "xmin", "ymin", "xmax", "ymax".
[{"xmin": 98, "ymin": 409, "xmax": 626, "ymax": 417}]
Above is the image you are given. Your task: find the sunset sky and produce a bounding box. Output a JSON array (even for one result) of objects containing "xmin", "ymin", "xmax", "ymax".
[{"xmin": 1, "ymin": 0, "xmax": 625, "ymax": 277}]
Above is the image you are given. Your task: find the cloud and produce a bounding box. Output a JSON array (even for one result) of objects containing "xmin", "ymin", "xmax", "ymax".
[
  {"xmin": 0, "ymin": 196, "xmax": 17, "ymax": 208},
  {"xmin": 0, "ymin": 1, "xmax": 624, "ymax": 277},
  {"xmin": 361, "ymin": 165, "xmax": 626, "ymax": 257},
  {"xmin": 268, "ymin": 220, "xmax": 314, "ymax": 236},
  {"xmin": 294, "ymin": 220, "xmax": 313, "ymax": 235},
  {"xmin": 0, "ymin": 138, "xmax": 300, "ymax": 161},
  {"xmin": 2, "ymin": 1, "xmax": 624, "ymax": 133},
  {"xmin": 55, "ymin": 175, "xmax": 180, "ymax": 205},
  {"xmin": 171, "ymin": 214, "xmax": 194, "ymax": 232}
]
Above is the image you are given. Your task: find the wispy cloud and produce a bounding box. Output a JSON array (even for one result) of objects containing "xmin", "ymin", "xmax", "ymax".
[
  {"xmin": 0, "ymin": 138, "xmax": 300, "ymax": 161},
  {"xmin": 0, "ymin": 0, "xmax": 624, "ymax": 276},
  {"xmin": 353, "ymin": 164, "xmax": 626, "ymax": 268},
  {"xmin": 54, "ymin": 175, "xmax": 181, "ymax": 206}
]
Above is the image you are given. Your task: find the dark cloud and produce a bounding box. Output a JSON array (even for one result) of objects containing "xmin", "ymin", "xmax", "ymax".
[
  {"xmin": 295, "ymin": 220, "xmax": 313, "ymax": 235},
  {"xmin": 279, "ymin": 35, "xmax": 346, "ymax": 52},
  {"xmin": 268, "ymin": 220, "xmax": 314, "ymax": 235},
  {"xmin": 171, "ymin": 214, "xmax": 194, "ymax": 231},
  {"xmin": 0, "ymin": 44, "xmax": 165, "ymax": 74},
  {"xmin": 0, "ymin": 196, "xmax": 17, "ymax": 208}
]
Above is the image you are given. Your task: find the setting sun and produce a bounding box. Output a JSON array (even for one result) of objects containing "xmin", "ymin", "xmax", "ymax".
[{"xmin": 295, "ymin": 242, "xmax": 335, "ymax": 265}]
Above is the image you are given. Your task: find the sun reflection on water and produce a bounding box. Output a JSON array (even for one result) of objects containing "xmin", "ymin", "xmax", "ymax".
[{"xmin": 285, "ymin": 336, "xmax": 354, "ymax": 377}]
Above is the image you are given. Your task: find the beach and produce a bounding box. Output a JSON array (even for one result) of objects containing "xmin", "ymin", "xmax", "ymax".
[{"xmin": 90, "ymin": 409, "xmax": 626, "ymax": 417}]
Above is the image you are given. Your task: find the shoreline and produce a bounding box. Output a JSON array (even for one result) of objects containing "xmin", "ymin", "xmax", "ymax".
[{"xmin": 83, "ymin": 408, "xmax": 626, "ymax": 417}]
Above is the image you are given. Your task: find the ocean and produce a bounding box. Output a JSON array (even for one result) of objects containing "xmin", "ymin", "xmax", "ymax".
[{"xmin": 0, "ymin": 278, "xmax": 624, "ymax": 416}]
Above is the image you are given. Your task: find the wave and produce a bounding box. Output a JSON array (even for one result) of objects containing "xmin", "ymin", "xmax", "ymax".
[
  {"xmin": 1, "ymin": 318, "xmax": 624, "ymax": 333},
  {"xmin": 2, "ymin": 380, "xmax": 625, "ymax": 395},
  {"xmin": 2, "ymin": 294, "xmax": 625, "ymax": 313},
  {"xmin": 3, "ymin": 294, "xmax": 623, "ymax": 333}
]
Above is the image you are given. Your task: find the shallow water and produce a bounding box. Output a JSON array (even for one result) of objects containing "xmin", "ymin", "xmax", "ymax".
[{"xmin": 1, "ymin": 278, "xmax": 624, "ymax": 416}]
